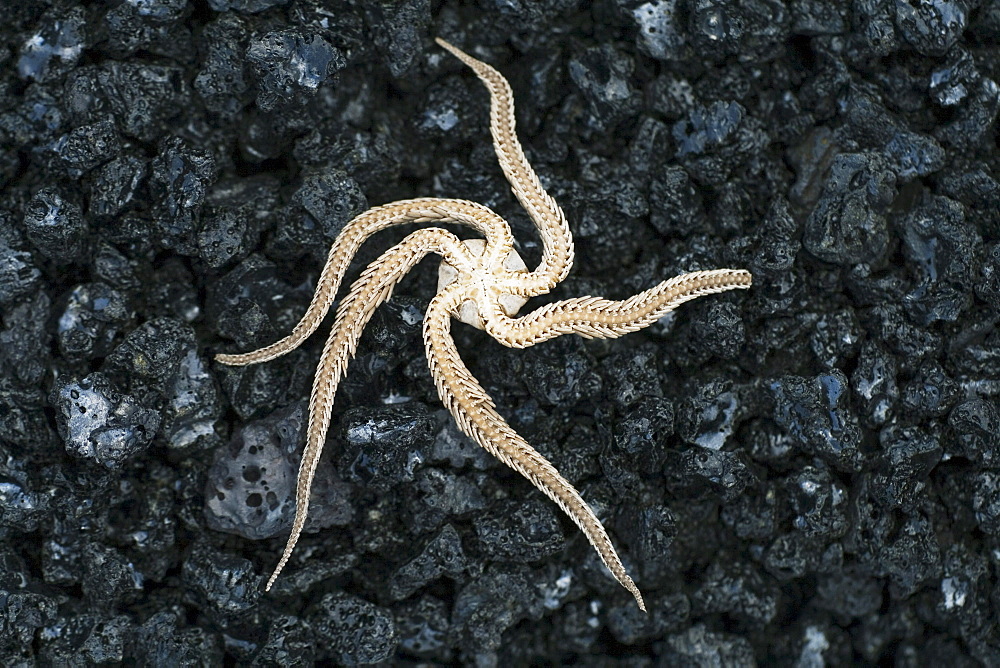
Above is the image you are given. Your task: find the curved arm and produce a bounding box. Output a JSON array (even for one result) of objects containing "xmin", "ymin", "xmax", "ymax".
[
  {"xmin": 423, "ymin": 286, "xmax": 646, "ymax": 611},
  {"xmin": 482, "ymin": 269, "xmax": 753, "ymax": 349},
  {"xmin": 265, "ymin": 227, "xmax": 471, "ymax": 591},
  {"xmin": 437, "ymin": 38, "xmax": 575, "ymax": 297},
  {"xmin": 216, "ymin": 198, "xmax": 512, "ymax": 367}
]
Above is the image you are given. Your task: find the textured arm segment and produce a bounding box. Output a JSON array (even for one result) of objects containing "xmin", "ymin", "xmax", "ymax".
[
  {"xmin": 423, "ymin": 288, "xmax": 647, "ymax": 611},
  {"xmin": 215, "ymin": 198, "xmax": 512, "ymax": 367},
  {"xmin": 436, "ymin": 38, "xmax": 574, "ymax": 296},
  {"xmin": 265, "ymin": 228, "xmax": 469, "ymax": 591},
  {"xmin": 485, "ymin": 268, "xmax": 753, "ymax": 348}
]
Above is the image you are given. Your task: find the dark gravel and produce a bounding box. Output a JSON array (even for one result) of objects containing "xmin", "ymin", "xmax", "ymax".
[{"xmin": 1, "ymin": 0, "xmax": 999, "ymax": 664}]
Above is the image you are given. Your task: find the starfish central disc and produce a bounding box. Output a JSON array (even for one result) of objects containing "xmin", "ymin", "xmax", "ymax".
[{"xmin": 437, "ymin": 238, "xmax": 529, "ymax": 329}]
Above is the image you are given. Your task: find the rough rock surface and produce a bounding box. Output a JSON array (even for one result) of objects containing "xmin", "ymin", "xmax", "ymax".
[{"xmin": 1, "ymin": 0, "xmax": 998, "ymax": 663}]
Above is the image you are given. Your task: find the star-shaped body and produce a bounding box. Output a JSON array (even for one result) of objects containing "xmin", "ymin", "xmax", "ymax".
[{"xmin": 216, "ymin": 38, "xmax": 753, "ymax": 611}]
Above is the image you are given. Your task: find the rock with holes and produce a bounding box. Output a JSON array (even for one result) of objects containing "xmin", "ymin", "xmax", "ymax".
[
  {"xmin": 308, "ymin": 592, "xmax": 398, "ymax": 665},
  {"xmin": 204, "ymin": 402, "xmax": 353, "ymax": 540}
]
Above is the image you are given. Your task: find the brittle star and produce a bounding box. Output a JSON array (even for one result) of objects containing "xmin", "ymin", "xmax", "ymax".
[{"xmin": 216, "ymin": 38, "xmax": 752, "ymax": 611}]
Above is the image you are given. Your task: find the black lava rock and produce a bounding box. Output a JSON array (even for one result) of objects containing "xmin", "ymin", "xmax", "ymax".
[
  {"xmin": 245, "ymin": 29, "xmax": 346, "ymax": 111},
  {"xmin": 0, "ymin": 450, "xmax": 50, "ymax": 533},
  {"xmin": 851, "ymin": 340, "xmax": 899, "ymax": 428},
  {"xmin": 360, "ymin": 0, "xmax": 430, "ymax": 78},
  {"xmin": 209, "ymin": 0, "xmax": 290, "ymax": 11},
  {"xmin": 388, "ymin": 523, "xmax": 466, "ymax": 600},
  {"xmin": 672, "ymin": 100, "xmax": 767, "ymax": 186},
  {"xmin": 103, "ymin": 0, "xmax": 193, "ymax": 59},
  {"xmin": 803, "ymin": 152, "xmax": 895, "ymax": 266},
  {"xmin": 664, "ymin": 446, "xmax": 755, "ymax": 504},
  {"xmin": 37, "ymin": 613, "xmax": 133, "ymax": 665},
  {"xmin": 182, "ymin": 541, "xmax": 260, "ymax": 622},
  {"xmin": 1, "ymin": 289, "xmax": 51, "ymax": 388},
  {"xmin": 207, "ymin": 254, "xmax": 305, "ymax": 352},
  {"xmin": 149, "ymin": 136, "xmax": 218, "ymax": 256},
  {"xmin": 133, "ymin": 612, "xmax": 223, "ymax": 665},
  {"xmin": 474, "ymin": 496, "xmax": 566, "ymax": 564},
  {"xmin": 393, "ymin": 594, "xmax": 451, "ymax": 660},
  {"xmin": 308, "ymin": 592, "xmax": 398, "ymax": 665},
  {"xmin": 808, "ymin": 307, "xmax": 860, "ymax": 369},
  {"xmin": 81, "ymin": 542, "xmax": 144, "ymax": 610},
  {"xmin": 56, "ymin": 282, "xmax": 132, "ymax": 361},
  {"xmin": 73, "ymin": 62, "xmax": 189, "ymax": 143},
  {"xmin": 686, "ymin": 0, "xmax": 789, "ymax": 62},
  {"xmin": 568, "ymin": 43, "xmax": 641, "ymax": 130},
  {"xmin": 337, "ymin": 402, "xmax": 436, "ymax": 492},
  {"xmin": 89, "ymin": 155, "xmax": 149, "ymax": 222},
  {"xmin": 0, "ymin": 590, "xmax": 60, "ymax": 662},
  {"xmin": 871, "ymin": 426, "xmax": 942, "ymax": 512},
  {"xmin": 659, "ymin": 624, "xmax": 755, "ymax": 665},
  {"xmin": 769, "ymin": 371, "xmax": 863, "ymax": 472},
  {"xmin": 53, "ymin": 373, "xmax": 161, "ymax": 470},
  {"xmin": 894, "ymin": 0, "xmax": 967, "ymax": 56},
  {"xmin": 948, "ymin": 399, "xmax": 1000, "ymax": 467},
  {"xmin": 691, "ymin": 560, "xmax": 778, "ymax": 628},
  {"xmin": 900, "ymin": 361, "xmax": 960, "ymax": 420},
  {"xmin": 250, "ymin": 614, "xmax": 316, "ymax": 666},
  {"xmin": 0, "ymin": 240, "xmax": 41, "ymax": 307},
  {"xmin": 194, "ymin": 15, "xmax": 252, "ymax": 118},
  {"xmin": 649, "ymin": 164, "xmax": 706, "ymax": 238},
  {"xmin": 51, "ymin": 118, "xmax": 122, "ymax": 177},
  {"xmin": 17, "ymin": 5, "xmax": 87, "ymax": 82},
  {"xmin": 407, "ymin": 465, "xmax": 487, "ymax": 534},
  {"xmin": 23, "ymin": 187, "xmax": 87, "ymax": 263},
  {"xmin": 785, "ymin": 465, "xmax": 848, "ymax": 539},
  {"xmin": 602, "ymin": 395, "xmax": 674, "ymax": 496},
  {"xmin": 277, "ymin": 168, "xmax": 368, "ymax": 255},
  {"xmin": 899, "ymin": 194, "xmax": 980, "ymax": 326}
]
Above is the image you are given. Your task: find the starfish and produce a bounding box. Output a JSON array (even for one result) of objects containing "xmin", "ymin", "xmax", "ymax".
[{"xmin": 215, "ymin": 38, "xmax": 752, "ymax": 612}]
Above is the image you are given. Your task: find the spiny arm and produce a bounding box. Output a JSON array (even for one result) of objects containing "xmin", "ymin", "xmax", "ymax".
[
  {"xmin": 265, "ymin": 227, "xmax": 471, "ymax": 591},
  {"xmin": 484, "ymin": 269, "xmax": 753, "ymax": 348},
  {"xmin": 215, "ymin": 198, "xmax": 512, "ymax": 367},
  {"xmin": 436, "ymin": 38, "xmax": 575, "ymax": 296},
  {"xmin": 423, "ymin": 287, "xmax": 646, "ymax": 611}
]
